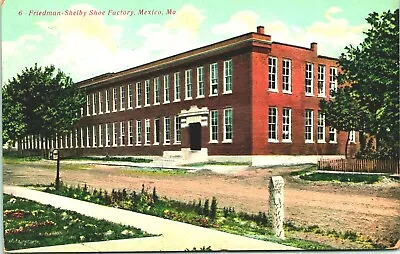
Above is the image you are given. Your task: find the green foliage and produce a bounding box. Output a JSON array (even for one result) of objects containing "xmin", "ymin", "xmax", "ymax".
[
  {"xmin": 290, "ymin": 165, "xmax": 317, "ymax": 176},
  {"xmin": 3, "ymin": 194, "xmax": 151, "ymax": 251},
  {"xmin": 184, "ymin": 246, "xmax": 212, "ymax": 252},
  {"xmin": 65, "ymin": 156, "xmax": 153, "ymax": 163},
  {"xmin": 210, "ymin": 197, "xmax": 217, "ymax": 220},
  {"xmin": 202, "ymin": 199, "xmax": 210, "ymax": 217},
  {"xmin": 2, "ymin": 63, "xmax": 85, "ymax": 146},
  {"xmin": 321, "ymin": 9, "xmax": 399, "ymax": 158},
  {"xmin": 299, "ymin": 172, "xmax": 384, "ymax": 184}
]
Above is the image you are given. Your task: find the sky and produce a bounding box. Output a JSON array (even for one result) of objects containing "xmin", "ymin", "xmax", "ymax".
[{"xmin": 1, "ymin": 0, "xmax": 398, "ymax": 84}]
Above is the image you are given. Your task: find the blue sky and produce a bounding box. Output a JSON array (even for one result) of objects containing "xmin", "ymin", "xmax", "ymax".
[{"xmin": 2, "ymin": 0, "xmax": 398, "ymax": 83}]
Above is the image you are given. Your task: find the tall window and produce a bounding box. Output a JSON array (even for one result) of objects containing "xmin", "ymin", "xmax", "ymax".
[
  {"xmin": 210, "ymin": 63, "xmax": 218, "ymax": 96},
  {"xmin": 92, "ymin": 125, "xmax": 97, "ymax": 147},
  {"xmin": 210, "ymin": 110, "xmax": 218, "ymax": 142},
  {"xmin": 98, "ymin": 91, "xmax": 103, "ymax": 114},
  {"xmin": 305, "ymin": 63, "xmax": 314, "ymax": 95},
  {"xmin": 317, "ymin": 111, "xmax": 325, "ymax": 142},
  {"xmin": 223, "ymin": 108, "xmax": 233, "ymax": 142},
  {"xmin": 164, "ymin": 116, "xmax": 171, "ymax": 144},
  {"xmin": 154, "ymin": 77, "xmax": 160, "ymax": 105},
  {"xmin": 128, "ymin": 120, "xmax": 134, "ymax": 145},
  {"xmin": 163, "ymin": 75, "xmax": 170, "ymax": 103},
  {"xmin": 174, "ymin": 116, "xmax": 181, "ymax": 144},
  {"xmin": 145, "ymin": 119, "xmax": 151, "ymax": 145},
  {"xmin": 154, "ymin": 118, "xmax": 160, "ymax": 144},
  {"xmin": 329, "ymin": 127, "xmax": 337, "ymax": 143},
  {"xmin": 93, "ymin": 93, "xmax": 98, "ymax": 115},
  {"xmin": 75, "ymin": 128, "xmax": 79, "ymax": 148},
  {"xmin": 105, "ymin": 89, "xmax": 110, "ymax": 113},
  {"xmin": 318, "ymin": 65, "xmax": 326, "ymax": 97},
  {"xmin": 80, "ymin": 128, "xmax": 85, "ymax": 147},
  {"xmin": 349, "ymin": 130, "xmax": 356, "ymax": 143},
  {"xmin": 197, "ymin": 66, "xmax": 204, "ymax": 97},
  {"xmin": 136, "ymin": 82, "xmax": 142, "ymax": 108},
  {"xmin": 106, "ymin": 123, "xmax": 111, "ymax": 147},
  {"xmin": 120, "ymin": 86, "xmax": 126, "ymax": 110},
  {"xmin": 282, "ymin": 108, "xmax": 292, "ymax": 142},
  {"xmin": 112, "ymin": 88, "xmax": 118, "ymax": 112},
  {"xmin": 185, "ymin": 69, "xmax": 192, "ymax": 100},
  {"xmin": 268, "ymin": 57, "xmax": 278, "ymax": 91},
  {"xmin": 120, "ymin": 122, "xmax": 125, "ymax": 146},
  {"xmin": 145, "ymin": 80, "xmax": 150, "ymax": 106},
  {"xmin": 268, "ymin": 107, "xmax": 278, "ymax": 141},
  {"xmin": 86, "ymin": 95, "xmax": 90, "ymax": 116},
  {"xmin": 174, "ymin": 72, "xmax": 180, "ymax": 101},
  {"xmin": 305, "ymin": 109, "xmax": 314, "ymax": 142},
  {"xmin": 224, "ymin": 60, "xmax": 232, "ymax": 93},
  {"xmin": 112, "ymin": 122, "xmax": 117, "ymax": 146},
  {"xmin": 128, "ymin": 84, "xmax": 133, "ymax": 109},
  {"xmin": 282, "ymin": 59, "xmax": 291, "ymax": 93},
  {"xmin": 136, "ymin": 120, "xmax": 142, "ymax": 145},
  {"xmin": 98, "ymin": 125, "xmax": 103, "ymax": 147},
  {"xmin": 330, "ymin": 67, "xmax": 338, "ymax": 96},
  {"xmin": 86, "ymin": 126, "xmax": 91, "ymax": 148}
]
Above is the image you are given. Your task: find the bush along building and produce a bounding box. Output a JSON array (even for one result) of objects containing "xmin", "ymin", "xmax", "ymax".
[{"xmin": 20, "ymin": 26, "xmax": 358, "ymax": 165}]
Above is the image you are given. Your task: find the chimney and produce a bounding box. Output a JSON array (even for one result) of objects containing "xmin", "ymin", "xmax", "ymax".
[
  {"xmin": 257, "ymin": 26, "xmax": 265, "ymax": 34},
  {"xmin": 310, "ymin": 42, "xmax": 317, "ymax": 52}
]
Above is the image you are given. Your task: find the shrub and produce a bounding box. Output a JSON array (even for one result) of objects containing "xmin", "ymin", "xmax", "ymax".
[
  {"xmin": 202, "ymin": 199, "xmax": 210, "ymax": 217},
  {"xmin": 210, "ymin": 197, "xmax": 217, "ymax": 220}
]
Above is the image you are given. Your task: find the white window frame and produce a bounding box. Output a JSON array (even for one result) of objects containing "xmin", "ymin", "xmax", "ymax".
[
  {"xmin": 317, "ymin": 111, "xmax": 326, "ymax": 143},
  {"xmin": 112, "ymin": 122, "xmax": 118, "ymax": 147},
  {"xmin": 268, "ymin": 107, "xmax": 278, "ymax": 142},
  {"xmin": 60, "ymin": 135, "xmax": 64, "ymax": 149},
  {"xmin": 105, "ymin": 89, "xmax": 110, "ymax": 113},
  {"xmin": 98, "ymin": 91, "xmax": 103, "ymax": 114},
  {"xmin": 305, "ymin": 63, "xmax": 314, "ymax": 96},
  {"xmin": 164, "ymin": 116, "xmax": 171, "ymax": 145},
  {"xmin": 223, "ymin": 59, "xmax": 232, "ymax": 94},
  {"xmin": 268, "ymin": 57, "xmax": 278, "ymax": 92},
  {"xmin": 318, "ymin": 65, "xmax": 326, "ymax": 97},
  {"xmin": 128, "ymin": 120, "xmax": 134, "ymax": 146},
  {"xmin": 120, "ymin": 121, "xmax": 125, "ymax": 146},
  {"xmin": 75, "ymin": 128, "xmax": 79, "ymax": 148},
  {"xmin": 112, "ymin": 88, "xmax": 118, "ymax": 112},
  {"xmin": 144, "ymin": 119, "xmax": 151, "ymax": 145},
  {"xmin": 154, "ymin": 118, "xmax": 160, "ymax": 145},
  {"xmin": 136, "ymin": 120, "xmax": 142, "ymax": 145},
  {"xmin": 197, "ymin": 66, "xmax": 205, "ymax": 98},
  {"xmin": 349, "ymin": 130, "xmax": 356, "ymax": 143},
  {"xmin": 86, "ymin": 126, "xmax": 90, "ymax": 148},
  {"xmin": 282, "ymin": 108, "xmax": 292, "ymax": 142},
  {"xmin": 128, "ymin": 84, "xmax": 133, "ymax": 109},
  {"xmin": 174, "ymin": 72, "xmax": 181, "ymax": 102},
  {"xmin": 92, "ymin": 125, "xmax": 97, "ymax": 148},
  {"xmin": 174, "ymin": 116, "xmax": 181, "ymax": 144},
  {"xmin": 144, "ymin": 80, "xmax": 150, "ymax": 107},
  {"xmin": 136, "ymin": 82, "xmax": 142, "ymax": 108},
  {"xmin": 92, "ymin": 93, "xmax": 97, "ymax": 115},
  {"xmin": 163, "ymin": 75, "xmax": 170, "ymax": 104},
  {"xmin": 185, "ymin": 69, "xmax": 192, "ymax": 100},
  {"xmin": 305, "ymin": 109, "xmax": 314, "ymax": 143},
  {"xmin": 282, "ymin": 59, "xmax": 292, "ymax": 93},
  {"xmin": 329, "ymin": 127, "xmax": 337, "ymax": 144},
  {"xmin": 120, "ymin": 86, "xmax": 126, "ymax": 111},
  {"xmin": 210, "ymin": 63, "xmax": 218, "ymax": 96},
  {"xmin": 105, "ymin": 123, "xmax": 111, "ymax": 147},
  {"xmin": 329, "ymin": 67, "xmax": 338, "ymax": 97},
  {"xmin": 80, "ymin": 128, "xmax": 84, "ymax": 148},
  {"xmin": 223, "ymin": 108, "xmax": 233, "ymax": 143},
  {"xmin": 98, "ymin": 125, "xmax": 103, "ymax": 147},
  {"xmin": 154, "ymin": 77, "xmax": 160, "ymax": 105},
  {"xmin": 209, "ymin": 110, "xmax": 218, "ymax": 143},
  {"xmin": 86, "ymin": 95, "xmax": 90, "ymax": 116}
]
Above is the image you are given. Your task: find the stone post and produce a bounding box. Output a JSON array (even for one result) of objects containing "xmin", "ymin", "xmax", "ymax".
[{"xmin": 269, "ymin": 176, "xmax": 285, "ymax": 239}]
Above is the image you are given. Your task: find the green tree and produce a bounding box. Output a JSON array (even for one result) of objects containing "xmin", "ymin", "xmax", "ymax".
[
  {"xmin": 321, "ymin": 9, "xmax": 399, "ymax": 158},
  {"xmin": 2, "ymin": 63, "xmax": 85, "ymax": 155}
]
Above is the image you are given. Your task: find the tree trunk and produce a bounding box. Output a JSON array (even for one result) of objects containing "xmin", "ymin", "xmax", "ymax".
[{"xmin": 345, "ymin": 132, "xmax": 350, "ymax": 159}]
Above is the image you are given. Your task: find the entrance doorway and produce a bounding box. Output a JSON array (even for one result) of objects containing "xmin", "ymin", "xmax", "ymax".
[{"xmin": 189, "ymin": 123, "xmax": 201, "ymax": 150}]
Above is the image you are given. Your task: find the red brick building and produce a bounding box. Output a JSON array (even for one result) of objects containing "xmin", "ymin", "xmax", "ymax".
[{"xmin": 20, "ymin": 26, "xmax": 358, "ymax": 162}]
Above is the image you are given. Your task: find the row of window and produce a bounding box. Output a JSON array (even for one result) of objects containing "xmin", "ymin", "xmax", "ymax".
[
  {"xmin": 268, "ymin": 107, "xmax": 356, "ymax": 144},
  {"xmin": 268, "ymin": 57, "xmax": 338, "ymax": 96},
  {"xmin": 20, "ymin": 108, "xmax": 234, "ymax": 150},
  {"xmin": 83, "ymin": 60, "xmax": 233, "ymax": 117}
]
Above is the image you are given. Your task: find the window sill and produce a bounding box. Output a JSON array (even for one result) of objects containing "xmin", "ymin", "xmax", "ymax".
[
  {"xmin": 317, "ymin": 95, "xmax": 326, "ymax": 98},
  {"xmin": 223, "ymin": 91, "xmax": 232, "ymax": 95},
  {"xmin": 268, "ymin": 139, "xmax": 279, "ymax": 143},
  {"xmin": 282, "ymin": 140, "xmax": 292, "ymax": 143},
  {"xmin": 305, "ymin": 140, "xmax": 314, "ymax": 144},
  {"xmin": 163, "ymin": 101, "xmax": 170, "ymax": 104},
  {"xmin": 112, "ymin": 145, "xmax": 118, "ymax": 147},
  {"xmin": 222, "ymin": 140, "xmax": 232, "ymax": 144},
  {"xmin": 184, "ymin": 97, "xmax": 192, "ymax": 101},
  {"xmin": 173, "ymin": 142, "xmax": 181, "ymax": 145},
  {"xmin": 196, "ymin": 95, "xmax": 205, "ymax": 99},
  {"xmin": 329, "ymin": 141, "xmax": 338, "ymax": 144},
  {"xmin": 144, "ymin": 105, "xmax": 150, "ymax": 108},
  {"xmin": 173, "ymin": 99, "xmax": 181, "ymax": 103},
  {"xmin": 305, "ymin": 94, "xmax": 314, "ymax": 97},
  {"xmin": 209, "ymin": 94, "xmax": 218, "ymax": 97},
  {"xmin": 317, "ymin": 140, "xmax": 326, "ymax": 144},
  {"xmin": 135, "ymin": 106, "xmax": 142, "ymax": 109},
  {"xmin": 153, "ymin": 142, "xmax": 159, "ymax": 146},
  {"xmin": 112, "ymin": 110, "xmax": 117, "ymax": 113},
  {"xmin": 135, "ymin": 144, "xmax": 142, "ymax": 146},
  {"xmin": 127, "ymin": 144, "xmax": 133, "ymax": 147},
  {"xmin": 144, "ymin": 144, "xmax": 151, "ymax": 146},
  {"xmin": 209, "ymin": 140, "xmax": 218, "ymax": 144},
  {"xmin": 128, "ymin": 107, "xmax": 133, "ymax": 110},
  {"xmin": 163, "ymin": 142, "xmax": 171, "ymax": 146},
  {"xmin": 282, "ymin": 91, "xmax": 292, "ymax": 95},
  {"xmin": 105, "ymin": 111, "xmax": 110, "ymax": 114},
  {"xmin": 98, "ymin": 112, "xmax": 103, "ymax": 115},
  {"xmin": 154, "ymin": 103, "xmax": 160, "ymax": 106},
  {"xmin": 268, "ymin": 89, "xmax": 278, "ymax": 93},
  {"xmin": 348, "ymin": 142, "xmax": 357, "ymax": 144},
  {"xmin": 120, "ymin": 108, "xmax": 125, "ymax": 111}
]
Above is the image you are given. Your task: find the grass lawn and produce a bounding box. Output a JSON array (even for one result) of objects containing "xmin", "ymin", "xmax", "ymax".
[
  {"xmin": 183, "ymin": 161, "xmax": 251, "ymax": 167},
  {"xmin": 3, "ymin": 194, "xmax": 153, "ymax": 251},
  {"xmin": 299, "ymin": 172, "xmax": 385, "ymax": 184}
]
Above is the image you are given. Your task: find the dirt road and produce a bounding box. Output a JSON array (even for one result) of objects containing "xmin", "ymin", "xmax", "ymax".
[{"xmin": 3, "ymin": 161, "xmax": 400, "ymax": 248}]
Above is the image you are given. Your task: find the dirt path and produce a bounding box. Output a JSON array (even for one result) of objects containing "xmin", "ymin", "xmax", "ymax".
[{"xmin": 3, "ymin": 161, "xmax": 400, "ymax": 248}]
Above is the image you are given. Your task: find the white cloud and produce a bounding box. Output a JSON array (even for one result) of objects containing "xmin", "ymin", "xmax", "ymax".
[{"xmin": 212, "ymin": 11, "xmax": 259, "ymax": 36}]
